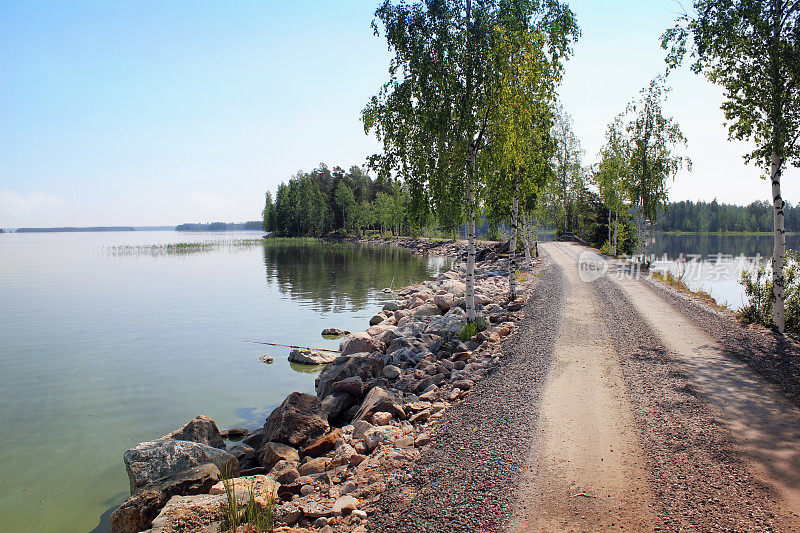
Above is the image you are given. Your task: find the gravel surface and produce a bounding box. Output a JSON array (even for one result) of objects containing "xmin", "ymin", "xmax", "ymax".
[
  {"xmin": 641, "ymin": 275, "xmax": 800, "ymax": 409},
  {"xmin": 369, "ymin": 256, "xmax": 563, "ymax": 532},
  {"xmin": 592, "ymin": 275, "xmax": 787, "ymax": 531}
]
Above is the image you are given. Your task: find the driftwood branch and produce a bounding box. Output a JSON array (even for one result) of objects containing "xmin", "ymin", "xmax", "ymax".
[{"xmin": 248, "ymin": 341, "xmax": 340, "ymax": 353}]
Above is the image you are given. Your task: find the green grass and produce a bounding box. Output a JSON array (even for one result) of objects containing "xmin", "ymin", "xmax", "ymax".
[{"xmin": 220, "ymin": 464, "xmax": 274, "ymax": 533}]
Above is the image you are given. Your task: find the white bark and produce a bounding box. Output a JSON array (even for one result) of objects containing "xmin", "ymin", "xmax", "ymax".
[
  {"xmin": 509, "ymin": 179, "xmax": 519, "ymax": 301},
  {"xmin": 771, "ymin": 148, "xmax": 786, "ymax": 333},
  {"xmin": 522, "ymin": 211, "xmax": 533, "ymax": 268},
  {"xmin": 465, "ymin": 157, "xmax": 477, "ymax": 323},
  {"xmin": 614, "ymin": 209, "xmax": 619, "ymax": 256}
]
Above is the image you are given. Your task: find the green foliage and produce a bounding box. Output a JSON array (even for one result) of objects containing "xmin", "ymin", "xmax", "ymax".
[
  {"xmin": 663, "ymin": 0, "xmax": 800, "ymax": 171},
  {"xmin": 220, "ymin": 465, "xmax": 274, "ymax": 532},
  {"xmin": 457, "ymin": 317, "xmax": 487, "ymax": 341},
  {"xmin": 264, "ymin": 164, "xmax": 409, "ymax": 238},
  {"xmin": 739, "ymin": 251, "xmax": 800, "ymax": 339}
]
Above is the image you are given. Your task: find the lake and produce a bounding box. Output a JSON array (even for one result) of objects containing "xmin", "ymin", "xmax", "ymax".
[
  {"xmin": 646, "ymin": 232, "xmax": 800, "ymax": 309},
  {"xmin": 0, "ymin": 232, "xmax": 448, "ymax": 532}
]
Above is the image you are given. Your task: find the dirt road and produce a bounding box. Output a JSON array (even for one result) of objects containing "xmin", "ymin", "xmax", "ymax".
[{"xmin": 372, "ymin": 241, "xmax": 800, "ymax": 532}]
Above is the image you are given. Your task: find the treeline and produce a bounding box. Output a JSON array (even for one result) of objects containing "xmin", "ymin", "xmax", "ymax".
[
  {"xmin": 262, "ymin": 164, "xmax": 410, "ymax": 237},
  {"xmin": 655, "ymin": 200, "xmax": 800, "ymax": 233},
  {"xmin": 176, "ymin": 222, "xmax": 262, "ymax": 231}
]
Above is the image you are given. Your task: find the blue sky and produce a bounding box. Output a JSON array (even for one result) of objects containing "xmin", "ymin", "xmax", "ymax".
[{"xmin": 1, "ymin": 0, "xmax": 796, "ymax": 227}]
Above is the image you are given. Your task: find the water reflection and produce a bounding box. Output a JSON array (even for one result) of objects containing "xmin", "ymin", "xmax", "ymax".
[
  {"xmin": 262, "ymin": 241, "xmax": 449, "ymax": 313},
  {"xmin": 648, "ymin": 233, "xmax": 800, "ymax": 259}
]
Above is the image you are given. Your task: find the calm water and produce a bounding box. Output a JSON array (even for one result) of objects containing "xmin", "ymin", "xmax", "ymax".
[
  {"xmin": 0, "ymin": 232, "xmax": 447, "ymax": 532},
  {"xmin": 647, "ymin": 233, "xmax": 800, "ymax": 309}
]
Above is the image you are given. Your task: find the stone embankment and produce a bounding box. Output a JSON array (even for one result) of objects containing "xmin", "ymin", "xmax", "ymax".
[{"xmin": 109, "ymin": 239, "xmax": 531, "ymax": 533}]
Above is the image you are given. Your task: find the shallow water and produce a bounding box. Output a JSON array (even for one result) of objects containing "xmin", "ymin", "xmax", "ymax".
[
  {"xmin": 646, "ymin": 233, "xmax": 800, "ymax": 309},
  {"xmin": 0, "ymin": 231, "xmax": 447, "ymax": 532}
]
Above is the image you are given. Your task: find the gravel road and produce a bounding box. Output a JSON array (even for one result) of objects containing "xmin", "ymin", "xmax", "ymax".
[{"xmin": 368, "ymin": 242, "xmax": 800, "ymax": 532}]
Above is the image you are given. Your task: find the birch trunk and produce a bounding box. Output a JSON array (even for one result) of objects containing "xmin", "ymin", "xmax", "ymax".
[
  {"xmin": 465, "ymin": 156, "xmax": 477, "ymax": 323},
  {"xmin": 509, "ymin": 178, "xmax": 519, "ymax": 300},
  {"xmin": 614, "ymin": 209, "xmax": 619, "ymax": 256},
  {"xmin": 522, "ymin": 211, "xmax": 533, "ymax": 268},
  {"xmin": 771, "ymin": 148, "xmax": 786, "ymax": 333}
]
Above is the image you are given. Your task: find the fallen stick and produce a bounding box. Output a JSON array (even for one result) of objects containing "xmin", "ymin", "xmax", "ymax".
[
  {"xmin": 571, "ymin": 492, "xmax": 597, "ymax": 498},
  {"xmin": 248, "ymin": 341, "xmax": 340, "ymax": 353}
]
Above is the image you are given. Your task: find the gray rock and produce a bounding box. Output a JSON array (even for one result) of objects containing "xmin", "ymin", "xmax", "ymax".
[
  {"xmin": 227, "ymin": 443, "xmax": 256, "ymax": 469},
  {"xmin": 288, "ymin": 348, "xmax": 339, "ymax": 365},
  {"xmin": 320, "ymin": 391, "xmax": 355, "ymax": 422},
  {"xmin": 263, "ymin": 392, "xmax": 329, "ymax": 449},
  {"xmin": 315, "ymin": 355, "xmax": 385, "ymax": 400},
  {"xmin": 352, "ymin": 387, "xmax": 406, "ymax": 421},
  {"xmin": 162, "ymin": 415, "xmax": 225, "ymax": 449},
  {"xmin": 269, "ymin": 459, "xmax": 300, "ymax": 485},
  {"xmin": 383, "ymin": 365, "xmax": 402, "ymax": 380},
  {"xmin": 339, "ymin": 332, "xmax": 385, "ymax": 356},
  {"xmin": 242, "ymin": 428, "xmax": 264, "ymax": 449},
  {"xmin": 110, "ymin": 464, "xmax": 220, "ymax": 533},
  {"xmin": 330, "ymin": 375, "xmax": 364, "ymax": 397},
  {"xmin": 258, "ymin": 441, "xmax": 300, "ymax": 470},
  {"xmin": 382, "ymin": 301, "xmax": 399, "ymax": 312},
  {"xmin": 369, "ymin": 314, "xmax": 385, "ymax": 326},
  {"xmin": 321, "ymin": 328, "xmax": 350, "ymax": 337},
  {"xmin": 123, "ymin": 440, "xmax": 238, "ymax": 494}
]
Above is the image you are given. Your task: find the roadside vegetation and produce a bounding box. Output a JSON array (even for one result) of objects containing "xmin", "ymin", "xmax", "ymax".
[{"xmin": 259, "ymin": 0, "xmax": 798, "ymax": 338}]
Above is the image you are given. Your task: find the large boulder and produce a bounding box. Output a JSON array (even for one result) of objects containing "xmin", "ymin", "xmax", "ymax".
[
  {"xmin": 352, "ymin": 387, "xmax": 406, "ymax": 422},
  {"xmin": 263, "ymin": 392, "xmax": 329, "ymax": 449},
  {"xmin": 110, "ymin": 464, "xmax": 220, "ymax": 533},
  {"xmin": 339, "ymin": 332, "xmax": 386, "ymax": 356},
  {"xmin": 288, "ymin": 348, "xmax": 338, "ymax": 365},
  {"xmin": 315, "ymin": 355, "xmax": 385, "ymax": 400},
  {"xmin": 321, "ymin": 391, "xmax": 356, "ymax": 422},
  {"xmin": 411, "ymin": 303, "xmax": 442, "ymax": 317},
  {"xmin": 162, "ymin": 415, "xmax": 226, "ymax": 449},
  {"xmin": 425, "ymin": 315, "xmax": 465, "ymax": 336},
  {"xmin": 258, "ymin": 441, "xmax": 300, "ymax": 470},
  {"xmin": 123, "ymin": 439, "xmax": 238, "ymax": 494}
]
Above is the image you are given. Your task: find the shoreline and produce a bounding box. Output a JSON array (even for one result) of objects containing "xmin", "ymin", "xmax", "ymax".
[{"xmin": 109, "ymin": 237, "xmax": 533, "ymax": 533}]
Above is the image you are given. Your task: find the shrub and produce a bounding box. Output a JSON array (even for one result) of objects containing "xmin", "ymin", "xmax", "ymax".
[{"xmin": 738, "ymin": 251, "xmax": 800, "ymax": 339}]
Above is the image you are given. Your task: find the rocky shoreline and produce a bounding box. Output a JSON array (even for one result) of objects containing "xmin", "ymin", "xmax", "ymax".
[{"xmin": 110, "ymin": 238, "xmax": 532, "ymax": 533}]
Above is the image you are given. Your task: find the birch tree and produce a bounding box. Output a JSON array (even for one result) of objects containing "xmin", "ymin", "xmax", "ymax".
[
  {"xmin": 595, "ymin": 117, "xmax": 631, "ymax": 256},
  {"xmin": 364, "ymin": 0, "xmax": 577, "ymax": 321},
  {"xmin": 663, "ymin": 0, "xmax": 800, "ymax": 334},
  {"xmin": 623, "ymin": 77, "xmax": 690, "ymax": 259},
  {"xmin": 552, "ymin": 104, "xmax": 584, "ymax": 234}
]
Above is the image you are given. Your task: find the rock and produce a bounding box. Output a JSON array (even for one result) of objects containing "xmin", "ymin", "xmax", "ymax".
[
  {"xmin": 258, "ymin": 441, "xmax": 299, "ymax": 470},
  {"xmin": 369, "ymin": 314, "xmax": 385, "ymax": 326},
  {"xmin": 351, "ymin": 420, "xmax": 374, "ymax": 441},
  {"xmin": 227, "ymin": 443, "xmax": 256, "ymax": 469},
  {"xmin": 321, "ymin": 392, "xmax": 355, "ymax": 423},
  {"xmin": 219, "ymin": 427, "xmax": 249, "ymax": 440},
  {"xmin": 382, "ymin": 301, "xmax": 399, "ymax": 312},
  {"xmin": 332, "ymin": 495, "xmax": 359, "ymax": 515},
  {"xmin": 362, "ymin": 426, "xmax": 401, "ymax": 452},
  {"xmin": 332, "ymin": 443, "xmax": 357, "ymax": 467},
  {"xmin": 300, "ymin": 428, "xmax": 343, "ymax": 458},
  {"xmin": 295, "ymin": 495, "xmax": 334, "ymax": 518},
  {"xmin": 452, "ymin": 379, "xmax": 474, "ymax": 390},
  {"xmin": 371, "ymin": 411, "xmax": 393, "ymax": 426},
  {"xmin": 274, "ymin": 502, "xmax": 303, "ymax": 526},
  {"xmin": 340, "ymin": 480, "xmax": 357, "ymax": 495},
  {"xmin": 415, "ymin": 433, "xmax": 431, "ymax": 447},
  {"xmin": 433, "ymin": 293, "xmax": 455, "ymax": 310},
  {"xmin": 352, "ymin": 387, "xmax": 406, "ymax": 422},
  {"xmin": 298, "ymin": 457, "xmax": 329, "ymax": 476},
  {"xmin": 366, "ymin": 323, "xmax": 396, "ymax": 337},
  {"xmin": 340, "ymin": 332, "xmax": 386, "ymax": 356},
  {"xmin": 208, "ymin": 474, "xmax": 278, "ymax": 498},
  {"xmin": 508, "ymin": 300, "xmax": 525, "ymax": 312},
  {"xmin": 162, "ymin": 415, "xmax": 226, "ymax": 449},
  {"xmin": 123, "ymin": 440, "xmax": 239, "ymax": 494},
  {"xmin": 315, "ymin": 355, "xmax": 385, "ymax": 400},
  {"xmin": 263, "ymin": 392, "xmax": 329, "ymax": 449},
  {"xmin": 288, "ymin": 348, "xmax": 338, "ymax": 365},
  {"xmin": 409, "ymin": 409, "xmax": 431, "ymax": 424},
  {"xmin": 383, "ymin": 365, "xmax": 401, "ymax": 380},
  {"xmin": 269, "ymin": 459, "xmax": 300, "ymax": 485},
  {"xmin": 242, "ymin": 428, "xmax": 264, "ymax": 449},
  {"xmin": 322, "ymin": 328, "xmax": 350, "ymax": 337},
  {"xmin": 425, "ymin": 315, "xmax": 465, "ymax": 336},
  {"xmin": 352, "ymin": 509, "xmax": 368, "ymax": 519},
  {"xmin": 148, "ymin": 476, "xmax": 277, "ymax": 532},
  {"xmin": 110, "ymin": 464, "xmax": 220, "ymax": 533},
  {"xmin": 330, "ymin": 375, "xmax": 364, "ymax": 397}
]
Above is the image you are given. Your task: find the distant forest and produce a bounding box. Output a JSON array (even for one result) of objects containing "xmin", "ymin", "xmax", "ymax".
[
  {"xmin": 655, "ymin": 200, "xmax": 800, "ymax": 233},
  {"xmin": 176, "ymin": 222, "xmax": 262, "ymax": 231}
]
